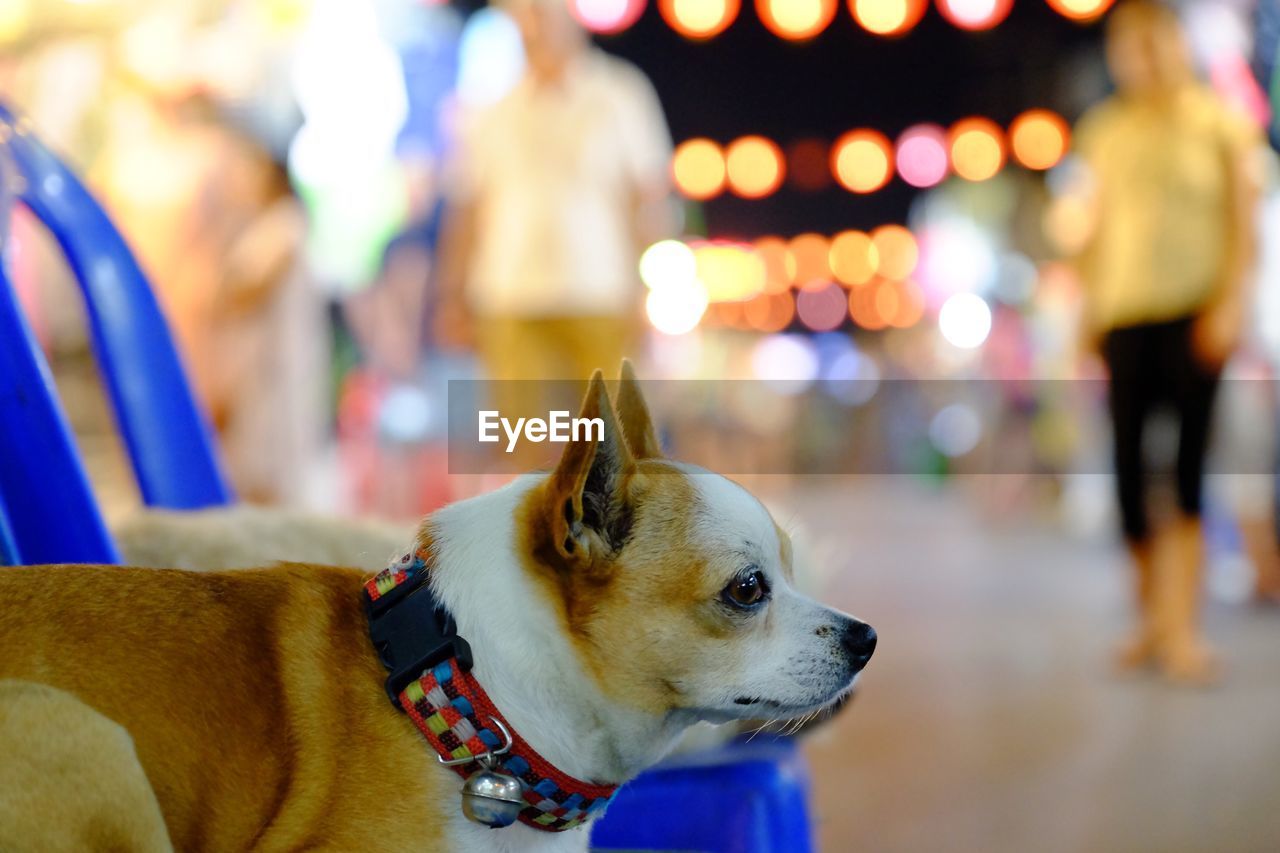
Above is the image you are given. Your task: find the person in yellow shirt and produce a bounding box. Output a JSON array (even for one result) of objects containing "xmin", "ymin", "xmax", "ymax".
[{"xmin": 1075, "ymin": 0, "xmax": 1260, "ymax": 684}]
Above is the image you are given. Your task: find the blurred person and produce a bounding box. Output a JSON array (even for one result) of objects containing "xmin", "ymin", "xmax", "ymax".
[
  {"xmin": 1075, "ymin": 0, "xmax": 1261, "ymax": 682},
  {"xmin": 435, "ymin": 0, "xmax": 674, "ymax": 430},
  {"xmin": 200, "ymin": 127, "xmax": 329, "ymax": 506}
]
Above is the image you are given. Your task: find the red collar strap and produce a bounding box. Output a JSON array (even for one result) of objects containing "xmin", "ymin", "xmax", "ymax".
[{"xmin": 364, "ymin": 551, "xmax": 619, "ymax": 832}]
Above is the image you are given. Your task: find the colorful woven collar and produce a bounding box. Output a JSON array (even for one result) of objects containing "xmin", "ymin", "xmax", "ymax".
[{"xmin": 364, "ymin": 550, "xmax": 618, "ymax": 832}]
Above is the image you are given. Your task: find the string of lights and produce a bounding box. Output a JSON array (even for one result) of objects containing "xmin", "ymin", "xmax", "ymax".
[
  {"xmin": 672, "ymin": 108, "xmax": 1070, "ymax": 200},
  {"xmin": 569, "ymin": 0, "xmax": 1115, "ymax": 39}
]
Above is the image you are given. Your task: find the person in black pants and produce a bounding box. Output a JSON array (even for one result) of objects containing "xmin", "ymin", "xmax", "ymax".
[{"xmin": 1075, "ymin": 1, "xmax": 1260, "ymax": 683}]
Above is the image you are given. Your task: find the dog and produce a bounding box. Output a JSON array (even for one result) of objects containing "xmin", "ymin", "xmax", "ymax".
[{"xmin": 0, "ymin": 363, "xmax": 876, "ymax": 852}]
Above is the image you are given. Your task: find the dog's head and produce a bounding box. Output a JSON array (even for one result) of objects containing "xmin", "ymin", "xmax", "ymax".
[{"xmin": 524, "ymin": 363, "xmax": 875, "ymax": 726}]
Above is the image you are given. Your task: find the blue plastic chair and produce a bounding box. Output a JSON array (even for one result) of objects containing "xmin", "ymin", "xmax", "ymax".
[
  {"xmin": 0, "ymin": 489, "xmax": 21, "ymax": 566},
  {"xmin": 0, "ymin": 235, "xmax": 120, "ymax": 564},
  {"xmin": 591, "ymin": 736, "xmax": 815, "ymax": 853},
  {"xmin": 0, "ymin": 104, "xmax": 232, "ymax": 513}
]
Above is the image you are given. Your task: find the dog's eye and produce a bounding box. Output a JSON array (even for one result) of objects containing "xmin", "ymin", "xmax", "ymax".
[{"xmin": 722, "ymin": 570, "xmax": 769, "ymax": 609}]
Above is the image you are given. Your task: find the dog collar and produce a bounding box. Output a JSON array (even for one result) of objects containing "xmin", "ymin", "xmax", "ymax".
[{"xmin": 364, "ymin": 550, "xmax": 618, "ymax": 832}]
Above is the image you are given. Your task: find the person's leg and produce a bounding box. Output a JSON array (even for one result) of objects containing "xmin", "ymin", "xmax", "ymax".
[
  {"xmin": 475, "ymin": 316, "xmax": 562, "ymax": 471},
  {"xmin": 1158, "ymin": 318, "xmax": 1223, "ymax": 683},
  {"xmin": 1103, "ymin": 327, "xmax": 1158, "ymax": 669},
  {"xmin": 561, "ymin": 315, "xmax": 635, "ymax": 384}
]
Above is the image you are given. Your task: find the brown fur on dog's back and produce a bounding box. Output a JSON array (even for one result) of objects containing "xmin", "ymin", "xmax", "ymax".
[
  {"xmin": 0, "ymin": 680, "xmax": 173, "ymax": 852},
  {"xmin": 0, "ymin": 564, "xmax": 446, "ymax": 852}
]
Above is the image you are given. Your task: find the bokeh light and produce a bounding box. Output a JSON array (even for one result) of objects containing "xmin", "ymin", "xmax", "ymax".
[
  {"xmin": 743, "ymin": 291, "xmax": 797, "ymax": 332},
  {"xmin": 754, "ymin": 236, "xmax": 795, "ymax": 294},
  {"xmin": 708, "ymin": 299, "xmax": 746, "ymax": 328},
  {"xmin": 885, "ymin": 277, "xmax": 926, "ymax": 326},
  {"xmin": 725, "ymin": 135, "xmax": 785, "ymax": 198},
  {"xmin": 639, "ymin": 239, "xmax": 697, "ymax": 290},
  {"xmin": 930, "ymin": 404, "xmax": 982, "ymax": 457},
  {"xmin": 822, "ymin": 345, "xmax": 881, "ymax": 406},
  {"xmin": 751, "ymin": 334, "xmax": 820, "ymax": 393},
  {"xmin": 1043, "ymin": 195, "xmax": 1093, "ymax": 255},
  {"xmin": 829, "ymin": 230, "xmax": 879, "ymax": 286},
  {"xmin": 786, "ymin": 138, "xmax": 833, "ymax": 191},
  {"xmin": 895, "ymin": 123, "xmax": 949, "ymax": 188},
  {"xmin": 849, "ymin": 284, "xmax": 889, "ymax": 330},
  {"xmin": 948, "ymin": 117, "xmax": 1005, "ymax": 182},
  {"xmin": 935, "ymin": 0, "xmax": 1013, "ymax": 31},
  {"xmin": 870, "ymin": 224, "xmax": 918, "ymax": 280},
  {"xmin": 570, "ymin": 0, "xmax": 647, "ymax": 34},
  {"xmin": 694, "ymin": 241, "xmax": 767, "ymax": 301},
  {"xmin": 851, "ymin": 0, "xmax": 927, "ymax": 37},
  {"xmin": 878, "ymin": 278, "xmax": 926, "ymax": 327},
  {"xmin": 672, "ymin": 138, "xmax": 726, "ymax": 200},
  {"xmin": 916, "ymin": 220, "xmax": 999, "ymax": 303},
  {"xmin": 756, "ymin": 0, "xmax": 838, "ymax": 41},
  {"xmin": 832, "ymin": 129, "xmax": 894, "ymax": 194},
  {"xmin": 457, "ymin": 7, "xmax": 525, "ymax": 107},
  {"xmin": 788, "ymin": 233, "xmax": 833, "ymax": 289},
  {"xmin": 660, "ymin": 0, "xmax": 741, "ymax": 39},
  {"xmin": 647, "ymin": 279, "xmax": 709, "ymax": 335},
  {"xmin": 1045, "ymin": 0, "xmax": 1115, "ymax": 23},
  {"xmin": 796, "ymin": 283, "xmax": 848, "ymax": 331},
  {"xmin": 1009, "ymin": 109, "xmax": 1070, "ymax": 171},
  {"xmin": 938, "ymin": 292, "xmax": 993, "ymax": 349}
]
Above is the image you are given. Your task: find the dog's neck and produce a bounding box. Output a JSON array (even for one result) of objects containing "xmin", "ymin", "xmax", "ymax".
[{"xmin": 419, "ymin": 474, "xmax": 686, "ymax": 785}]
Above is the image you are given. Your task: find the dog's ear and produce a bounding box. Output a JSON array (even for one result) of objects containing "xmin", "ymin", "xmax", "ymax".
[
  {"xmin": 615, "ymin": 359, "xmax": 662, "ymax": 459},
  {"xmin": 545, "ymin": 370, "xmax": 636, "ymax": 567}
]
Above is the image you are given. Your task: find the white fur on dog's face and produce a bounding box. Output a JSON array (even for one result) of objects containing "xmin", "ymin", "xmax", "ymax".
[
  {"xmin": 550, "ymin": 459, "xmax": 874, "ymax": 727},
  {"xmin": 653, "ymin": 464, "xmax": 870, "ymax": 722}
]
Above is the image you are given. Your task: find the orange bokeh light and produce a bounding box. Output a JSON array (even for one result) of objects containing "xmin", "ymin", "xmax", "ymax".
[
  {"xmin": 948, "ymin": 117, "xmax": 1005, "ymax": 182},
  {"xmin": 708, "ymin": 298, "xmax": 746, "ymax": 328},
  {"xmin": 831, "ymin": 129, "xmax": 894, "ymax": 194},
  {"xmin": 743, "ymin": 290, "xmax": 796, "ymax": 332},
  {"xmin": 850, "ymin": 0, "xmax": 927, "ymax": 36},
  {"xmin": 1009, "ymin": 109, "xmax": 1070, "ymax": 171},
  {"xmin": 756, "ymin": 0, "xmax": 838, "ymax": 41},
  {"xmin": 787, "ymin": 233, "xmax": 833, "ymax": 289},
  {"xmin": 1045, "ymin": 0, "xmax": 1114, "ymax": 22},
  {"xmin": 829, "ymin": 230, "xmax": 879, "ymax": 286},
  {"xmin": 848, "ymin": 283, "xmax": 889, "ymax": 330},
  {"xmin": 883, "ymin": 278, "xmax": 925, "ymax": 327},
  {"xmin": 754, "ymin": 236, "xmax": 795, "ymax": 294},
  {"xmin": 870, "ymin": 224, "xmax": 918, "ymax": 280},
  {"xmin": 725, "ymin": 135, "xmax": 785, "ymax": 199},
  {"xmin": 672, "ymin": 138, "xmax": 726, "ymax": 200},
  {"xmin": 660, "ymin": 0, "xmax": 741, "ymax": 40}
]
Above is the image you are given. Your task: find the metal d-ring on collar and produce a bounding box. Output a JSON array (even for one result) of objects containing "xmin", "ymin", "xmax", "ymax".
[{"xmin": 437, "ymin": 714, "xmax": 514, "ymax": 767}]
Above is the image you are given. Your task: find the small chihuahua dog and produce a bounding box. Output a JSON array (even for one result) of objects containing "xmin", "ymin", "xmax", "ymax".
[{"xmin": 0, "ymin": 363, "xmax": 874, "ymax": 852}]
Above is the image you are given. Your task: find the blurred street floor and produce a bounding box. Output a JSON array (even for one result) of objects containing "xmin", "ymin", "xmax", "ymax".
[{"xmin": 788, "ymin": 479, "xmax": 1280, "ymax": 852}]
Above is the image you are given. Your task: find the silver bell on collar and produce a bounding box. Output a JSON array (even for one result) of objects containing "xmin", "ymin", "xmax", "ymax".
[
  {"xmin": 461, "ymin": 760, "xmax": 525, "ymax": 828},
  {"xmin": 440, "ymin": 716, "xmax": 524, "ymax": 828}
]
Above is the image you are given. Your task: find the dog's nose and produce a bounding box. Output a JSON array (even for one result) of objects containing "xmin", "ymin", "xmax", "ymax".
[{"xmin": 840, "ymin": 620, "xmax": 877, "ymax": 670}]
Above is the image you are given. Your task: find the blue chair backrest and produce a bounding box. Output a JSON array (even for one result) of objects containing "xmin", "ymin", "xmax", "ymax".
[
  {"xmin": 0, "ymin": 488, "xmax": 23, "ymax": 565},
  {"xmin": 0, "ymin": 104, "xmax": 232, "ymax": 511},
  {"xmin": 0, "ymin": 241, "xmax": 120, "ymax": 564}
]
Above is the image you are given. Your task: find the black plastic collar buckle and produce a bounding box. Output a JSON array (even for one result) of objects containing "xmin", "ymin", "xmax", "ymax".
[{"xmin": 365, "ymin": 572, "xmax": 473, "ymax": 709}]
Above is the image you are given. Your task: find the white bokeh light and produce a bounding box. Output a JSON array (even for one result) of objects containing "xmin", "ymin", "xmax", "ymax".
[
  {"xmin": 938, "ymin": 292, "xmax": 993, "ymax": 349},
  {"xmin": 639, "ymin": 239, "xmax": 697, "ymax": 290},
  {"xmin": 646, "ymin": 279, "xmax": 708, "ymax": 336},
  {"xmin": 751, "ymin": 333, "xmax": 819, "ymax": 395},
  {"xmin": 929, "ymin": 403, "xmax": 982, "ymax": 458}
]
